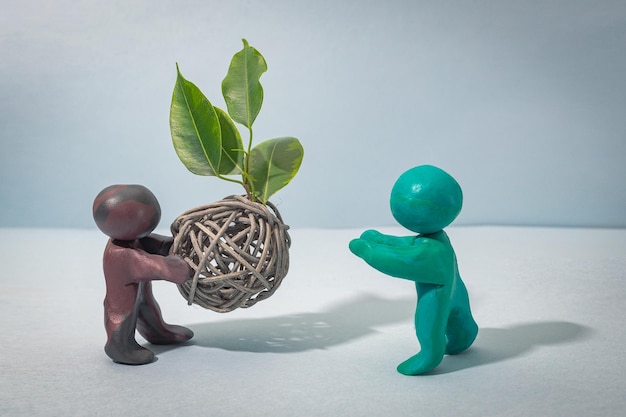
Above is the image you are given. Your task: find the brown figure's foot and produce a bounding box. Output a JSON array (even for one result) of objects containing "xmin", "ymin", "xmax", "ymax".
[
  {"xmin": 136, "ymin": 299, "xmax": 194, "ymax": 344},
  {"xmin": 137, "ymin": 317, "xmax": 194, "ymax": 345},
  {"xmin": 104, "ymin": 308, "xmax": 155, "ymax": 365},
  {"xmin": 105, "ymin": 334, "xmax": 155, "ymax": 365},
  {"xmin": 136, "ymin": 282, "xmax": 194, "ymax": 345}
]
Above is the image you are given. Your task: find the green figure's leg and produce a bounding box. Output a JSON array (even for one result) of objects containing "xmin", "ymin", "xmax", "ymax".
[
  {"xmin": 445, "ymin": 275, "xmax": 478, "ymax": 355},
  {"xmin": 397, "ymin": 283, "xmax": 452, "ymax": 375}
]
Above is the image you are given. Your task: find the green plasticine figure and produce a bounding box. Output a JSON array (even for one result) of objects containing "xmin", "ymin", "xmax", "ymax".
[{"xmin": 349, "ymin": 165, "xmax": 478, "ymax": 375}]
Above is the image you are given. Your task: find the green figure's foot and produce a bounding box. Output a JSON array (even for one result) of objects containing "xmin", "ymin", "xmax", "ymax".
[
  {"xmin": 445, "ymin": 320, "xmax": 478, "ymax": 355},
  {"xmin": 396, "ymin": 352, "xmax": 443, "ymax": 375}
]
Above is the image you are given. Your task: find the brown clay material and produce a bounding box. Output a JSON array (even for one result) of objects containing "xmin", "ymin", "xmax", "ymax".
[{"xmin": 93, "ymin": 184, "xmax": 193, "ymax": 365}]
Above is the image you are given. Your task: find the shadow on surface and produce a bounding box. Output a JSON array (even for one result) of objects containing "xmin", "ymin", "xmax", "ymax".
[
  {"xmin": 429, "ymin": 321, "xmax": 594, "ymax": 375},
  {"xmin": 149, "ymin": 303, "xmax": 593, "ymax": 374},
  {"xmin": 182, "ymin": 295, "xmax": 414, "ymax": 353}
]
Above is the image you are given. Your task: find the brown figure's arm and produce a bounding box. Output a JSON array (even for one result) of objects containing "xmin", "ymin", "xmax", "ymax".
[
  {"xmin": 140, "ymin": 233, "xmax": 174, "ymax": 256},
  {"xmin": 123, "ymin": 246, "xmax": 191, "ymax": 284}
]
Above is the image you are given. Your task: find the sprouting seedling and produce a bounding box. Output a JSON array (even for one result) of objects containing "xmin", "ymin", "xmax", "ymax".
[{"xmin": 170, "ymin": 39, "xmax": 304, "ymax": 204}]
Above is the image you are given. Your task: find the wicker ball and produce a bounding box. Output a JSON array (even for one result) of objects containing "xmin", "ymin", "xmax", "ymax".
[{"xmin": 170, "ymin": 195, "xmax": 291, "ymax": 312}]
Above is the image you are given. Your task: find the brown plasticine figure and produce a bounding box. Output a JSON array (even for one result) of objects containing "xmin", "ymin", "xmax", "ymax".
[{"xmin": 93, "ymin": 184, "xmax": 193, "ymax": 365}]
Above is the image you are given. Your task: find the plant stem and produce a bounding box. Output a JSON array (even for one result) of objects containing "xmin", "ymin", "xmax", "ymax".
[
  {"xmin": 216, "ymin": 174, "xmax": 245, "ymax": 188},
  {"xmin": 245, "ymin": 126, "xmax": 253, "ymax": 172},
  {"xmin": 243, "ymin": 126, "xmax": 257, "ymax": 202}
]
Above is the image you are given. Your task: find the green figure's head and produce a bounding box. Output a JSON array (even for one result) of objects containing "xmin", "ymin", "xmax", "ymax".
[{"xmin": 390, "ymin": 165, "xmax": 463, "ymax": 234}]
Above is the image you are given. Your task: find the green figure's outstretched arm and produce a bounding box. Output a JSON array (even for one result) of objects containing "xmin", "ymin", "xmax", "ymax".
[{"xmin": 349, "ymin": 234, "xmax": 455, "ymax": 286}]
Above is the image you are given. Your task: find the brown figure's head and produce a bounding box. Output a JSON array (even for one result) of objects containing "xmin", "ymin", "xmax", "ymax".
[{"xmin": 93, "ymin": 184, "xmax": 161, "ymax": 241}]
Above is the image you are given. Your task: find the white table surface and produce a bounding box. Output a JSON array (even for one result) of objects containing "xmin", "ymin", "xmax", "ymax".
[{"xmin": 1, "ymin": 226, "xmax": 625, "ymax": 416}]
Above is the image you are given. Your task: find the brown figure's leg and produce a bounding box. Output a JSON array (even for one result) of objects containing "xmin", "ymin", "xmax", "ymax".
[
  {"xmin": 104, "ymin": 283, "xmax": 155, "ymax": 365},
  {"xmin": 136, "ymin": 282, "xmax": 194, "ymax": 345}
]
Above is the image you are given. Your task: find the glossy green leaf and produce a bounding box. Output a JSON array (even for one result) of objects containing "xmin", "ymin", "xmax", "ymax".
[
  {"xmin": 214, "ymin": 107, "xmax": 244, "ymax": 175},
  {"xmin": 221, "ymin": 39, "xmax": 267, "ymax": 128},
  {"xmin": 170, "ymin": 64, "xmax": 221, "ymax": 176},
  {"xmin": 248, "ymin": 137, "xmax": 304, "ymax": 203}
]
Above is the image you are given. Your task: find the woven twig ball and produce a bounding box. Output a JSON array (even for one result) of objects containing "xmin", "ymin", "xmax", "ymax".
[{"xmin": 170, "ymin": 195, "xmax": 291, "ymax": 312}]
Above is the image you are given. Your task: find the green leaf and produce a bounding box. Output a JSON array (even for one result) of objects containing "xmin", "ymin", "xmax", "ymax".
[
  {"xmin": 170, "ymin": 64, "xmax": 222, "ymax": 176},
  {"xmin": 214, "ymin": 107, "xmax": 244, "ymax": 175},
  {"xmin": 248, "ymin": 137, "xmax": 304, "ymax": 203},
  {"xmin": 221, "ymin": 39, "xmax": 267, "ymax": 128}
]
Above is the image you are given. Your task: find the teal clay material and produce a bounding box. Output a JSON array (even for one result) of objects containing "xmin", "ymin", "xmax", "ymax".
[{"xmin": 349, "ymin": 165, "xmax": 478, "ymax": 375}]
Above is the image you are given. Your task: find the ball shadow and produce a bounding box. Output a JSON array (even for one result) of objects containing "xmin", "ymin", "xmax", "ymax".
[{"xmin": 184, "ymin": 294, "xmax": 415, "ymax": 353}]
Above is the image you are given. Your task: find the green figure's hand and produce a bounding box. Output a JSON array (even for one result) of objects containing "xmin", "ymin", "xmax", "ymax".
[
  {"xmin": 350, "ymin": 232, "xmax": 454, "ymax": 286},
  {"xmin": 349, "ymin": 237, "xmax": 372, "ymax": 259},
  {"xmin": 359, "ymin": 229, "xmax": 417, "ymax": 246}
]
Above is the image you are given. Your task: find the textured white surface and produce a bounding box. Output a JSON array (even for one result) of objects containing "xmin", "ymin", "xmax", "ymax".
[{"xmin": 1, "ymin": 226, "xmax": 625, "ymax": 416}]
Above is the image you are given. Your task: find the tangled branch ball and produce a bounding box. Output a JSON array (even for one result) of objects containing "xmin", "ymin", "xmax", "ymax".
[{"xmin": 170, "ymin": 195, "xmax": 291, "ymax": 313}]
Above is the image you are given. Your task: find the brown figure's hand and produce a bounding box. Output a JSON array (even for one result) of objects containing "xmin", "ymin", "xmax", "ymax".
[{"xmin": 164, "ymin": 255, "xmax": 193, "ymax": 284}]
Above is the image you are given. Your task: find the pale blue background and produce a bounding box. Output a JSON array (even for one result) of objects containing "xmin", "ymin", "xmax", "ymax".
[{"xmin": 1, "ymin": 0, "xmax": 625, "ymax": 229}]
